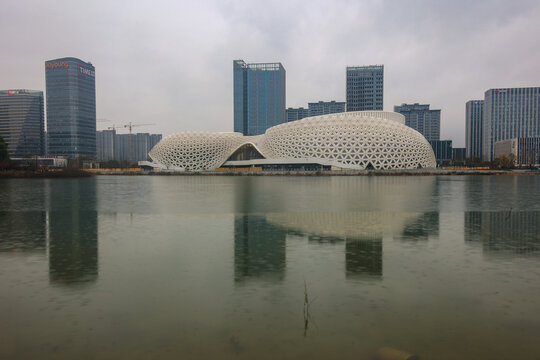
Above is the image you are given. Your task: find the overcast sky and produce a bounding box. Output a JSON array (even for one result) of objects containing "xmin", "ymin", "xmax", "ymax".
[{"xmin": 2, "ymin": 0, "xmax": 540, "ymax": 146}]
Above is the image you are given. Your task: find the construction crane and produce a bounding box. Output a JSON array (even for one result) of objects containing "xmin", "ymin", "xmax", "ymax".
[
  {"xmin": 98, "ymin": 119, "xmax": 156, "ymax": 163},
  {"xmin": 123, "ymin": 122, "xmax": 156, "ymax": 164}
]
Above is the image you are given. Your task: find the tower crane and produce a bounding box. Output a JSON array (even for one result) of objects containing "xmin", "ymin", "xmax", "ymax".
[
  {"xmin": 123, "ymin": 122, "xmax": 156, "ymax": 164},
  {"xmin": 97, "ymin": 119, "xmax": 156, "ymax": 163}
]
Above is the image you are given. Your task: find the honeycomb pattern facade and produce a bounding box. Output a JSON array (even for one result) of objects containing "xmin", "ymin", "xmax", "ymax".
[
  {"xmin": 257, "ymin": 111, "xmax": 436, "ymax": 169},
  {"xmin": 149, "ymin": 111, "xmax": 436, "ymax": 171},
  {"xmin": 149, "ymin": 132, "xmax": 246, "ymax": 171}
]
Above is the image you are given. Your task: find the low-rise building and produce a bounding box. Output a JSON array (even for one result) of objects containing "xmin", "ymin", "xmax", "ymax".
[{"xmin": 494, "ymin": 137, "xmax": 540, "ymax": 166}]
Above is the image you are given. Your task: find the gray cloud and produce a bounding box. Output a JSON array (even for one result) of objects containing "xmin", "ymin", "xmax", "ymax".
[{"xmin": 2, "ymin": 0, "xmax": 540, "ymax": 146}]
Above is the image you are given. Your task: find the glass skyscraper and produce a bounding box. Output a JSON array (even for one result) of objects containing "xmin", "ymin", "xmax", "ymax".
[
  {"xmin": 394, "ymin": 103, "xmax": 441, "ymax": 141},
  {"xmin": 45, "ymin": 57, "xmax": 96, "ymax": 158},
  {"xmin": 346, "ymin": 65, "xmax": 383, "ymax": 111},
  {"xmin": 233, "ymin": 60, "xmax": 286, "ymax": 136},
  {"xmin": 0, "ymin": 89, "xmax": 44, "ymax": 157},
  {"xmin": 465, "ymin": 100, "xmax": 484, "ymax": 160},
  {"xmin": 483, "ymin": 87, "xmax": 540, "ymax": 161}
]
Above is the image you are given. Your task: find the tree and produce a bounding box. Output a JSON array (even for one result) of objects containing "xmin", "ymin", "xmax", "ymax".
[{"xmin": 492, "ymin": 154, "xmax": 516, "ymax": 169}]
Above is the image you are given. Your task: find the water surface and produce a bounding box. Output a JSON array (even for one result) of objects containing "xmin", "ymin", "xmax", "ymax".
[{"xmin": 1, "ymin": 175, "xmax": 539, "ymax": 359}]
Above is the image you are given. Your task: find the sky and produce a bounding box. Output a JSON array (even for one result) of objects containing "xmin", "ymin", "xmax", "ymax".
[{"xmin": 2, "ymin": 0, "xmax": 540, "ymax": 147}]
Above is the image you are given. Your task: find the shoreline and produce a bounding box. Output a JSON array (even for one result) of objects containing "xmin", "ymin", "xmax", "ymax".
[
  {"xmin": 84, "ymin": 169, "xmax": 540, "ymax": 176},
  {"xmin": 2, "ymin": 169, "xmax": 539, "ymax": 178}
]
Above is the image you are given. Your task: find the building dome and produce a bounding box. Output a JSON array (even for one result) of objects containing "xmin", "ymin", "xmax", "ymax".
[{"xmin": 149, "ymin": 111, "xmax": 436, "ymax": 171}]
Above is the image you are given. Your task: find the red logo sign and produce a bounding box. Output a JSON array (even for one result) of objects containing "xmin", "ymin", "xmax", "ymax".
[{"xmin": 46, "ymin": 62, "xmax": 69, "ymax": 69}]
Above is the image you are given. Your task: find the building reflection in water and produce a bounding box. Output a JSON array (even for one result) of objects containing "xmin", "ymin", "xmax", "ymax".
[
  {"xmin": 232, "ymin": 176, "xmax": 439, "ymax": 281},
  {"xmin": 48, "ymin": 178, "xmax": 98, "ymax": 285},
  {"xmin": 345, "ymin": 238, "xmax": 382, "ymax": 278},
  {"xmin": 234, "ymin": 215, "xmax": 287, "ymax": 283},
  {"xmin": 396, "ymin": 212, "xmax": 439, "ymax": 242},
  {"xmin": 0, "ymin": 180, "xmax": 47, "ymax": 254},
  {"xmin": 464, "ymin": 211, "xmax": 540, "ymax": 257}
]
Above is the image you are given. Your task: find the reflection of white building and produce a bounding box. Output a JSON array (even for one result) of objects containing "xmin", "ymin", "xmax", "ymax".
[{"xmin": 149, "ymin": 111, "xmax": 436, "ymax": 171}]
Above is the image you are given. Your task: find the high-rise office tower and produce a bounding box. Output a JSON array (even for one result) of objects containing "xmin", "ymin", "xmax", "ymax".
[
  {"xmin": 465, "ymin": 100, "xmax": 484, "ymax": 160},
  {"xmin": 346, "ymin": 65, "xmax": 383, "ymax": 111},
  {"xmin": 0, "ymin": 89, "xmax": 44, "ymax": 157},
  {"xmin": 45, "ymin": 57, "xmax": 96, "ymax": 158},
  {"xmin": 233, "ymin": 60, "xmax": 286, "ymax": 135},
  {"xmin": 394, "ymin": 103, "xmax": 441, "ymax": 141},
  {"xmin": 483, "ymin": 87, "xmax": 540, "ymax": 161},
  {"xmin": 308, "ymin": 101, "xmax": 345, "ymax": 117},
  {"xmin": 96, "ymin": 129, "xmax": 116, "ymax": 161}
]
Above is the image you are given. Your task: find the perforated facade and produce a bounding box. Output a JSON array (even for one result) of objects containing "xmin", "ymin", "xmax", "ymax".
[{"xmin": 149, "ymin": 111, "xmax": 436, "ymax": 171}]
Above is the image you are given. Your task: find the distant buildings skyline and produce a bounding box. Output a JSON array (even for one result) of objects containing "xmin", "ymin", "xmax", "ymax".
[
  {"xmin": 0, "ymin": 89, "xmax": 44, "ymax": 157},
  {"xmin": 394, "ymin": 103, "xmax": 441, "ymax": 141},
  {"xmin": 3, "ymin": 57, "xmax": 538, "ymax": 158},
  {"xmin": 46, "ymin": 57, "xmax": 96, "ymax": 158},
  {"xmin": 96, "ymin": 130, "xmax": 162, "ymax": 163},
  {"xmin": 286, "ymin": 100, "xmax": 345, "ymax": 122},
  {"xmin": 286, "ymin": 107, "xmax": 308, "ymax": 123}
]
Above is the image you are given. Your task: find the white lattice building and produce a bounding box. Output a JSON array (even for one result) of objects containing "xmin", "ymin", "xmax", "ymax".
[{"xmin": 149, "ymin": 111, "xmax": 436, "ymax": 171}]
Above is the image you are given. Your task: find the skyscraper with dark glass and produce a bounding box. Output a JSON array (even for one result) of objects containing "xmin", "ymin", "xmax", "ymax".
[
  {"xmin": 233, "ymin": 60, "xmax": 286, "ymax": 136},
  {"xmin": 0, "ymin": 89, "xmax": 44, "ymax": 157},
  {"xmin": 465, "ymin": 100, "xmax": 484, "ymax": 160},
  {"xmin": 346, "ymin": 65, "xmax": 383, "ymax": 111},
  {"xmin": 483, "ymin": 87, "xmax": 540, "ymax": 161},
  {"xmin": 394, "ymin": 103, "xmax": 440, "ymax": 141},
  {"xmin": 45, "ymin": 57, "xmax": 96, "ymax": 158}
]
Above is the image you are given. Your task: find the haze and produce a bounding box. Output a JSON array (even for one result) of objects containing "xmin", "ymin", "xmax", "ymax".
[{"xmin": 2, "ymin": 0, "xmax": 540, "ymax": 146}]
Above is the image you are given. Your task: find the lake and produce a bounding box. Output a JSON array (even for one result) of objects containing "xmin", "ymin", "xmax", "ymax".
[{"xmin": 1, "ymin": 175, "xmax": 539, "ymax": 359}]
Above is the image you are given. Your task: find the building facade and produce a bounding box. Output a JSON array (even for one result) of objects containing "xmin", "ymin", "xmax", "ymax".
[
  {"xmin": 465, "ymin": 100, "xmax": 484, "ymax": 160},
  {"xmin": 429, "ymin": 140, "xmax": 453, "ymax": 164},
  {"xmin": 0, "ymin": 89, "xmax": 44, "ymax": 157},
  {"xmin": 96, "ymin": 130, "xmax": 162, "ymax": 163},
  {"xmin": 45, "ymin": 57, "xmax": 96, "ymax": 158},
  {"xmin": 494, "ymin": 137, "xmax": 540, "ymax": 166},
  {"xmin": 96, "ymin": 129, "xmax": 116, "ymax": 161},
  {"xmin": 286, "ymin": 107, "xmax": 309, "ymax": 122},
  {"xmin": 150, "ymin": 111, "xmax": 436, "ymax": 171},
  {"xmin": 233, "ymin": 60, "xmax": 286, "ymax": 136},
  {"xmin": 308, "ymin": 101, "xmax": 345, "ymax": 117},
  {"xmin": 346, "ymin": 65, "xmax": 383, "ymax": 111},
  {"xmin": 483, "ymin": 87, "xmax": 540, "ymax": 162},
  {"xmin": 452, "ymin": 147, "xmax": 466, "ymax": 162},
  {"xmin": 394, "ymin": 103, "xmax": 440, "ymax": 141}
]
